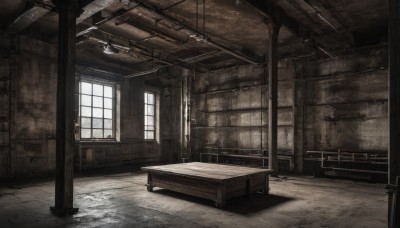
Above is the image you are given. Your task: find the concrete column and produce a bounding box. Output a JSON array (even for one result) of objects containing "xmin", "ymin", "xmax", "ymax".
[
  {"xmin": 388, "ymin": 0, "xmax": 400, "ymax": 226},
  {"xmin": 51, "ymin": 0, "xmax": 78, "ymax": 216},
  {"xmin": 268, "ymin": 22, "xmax": 280, "ymax": 173},
  {"xmin": 293, "ymin": 62, "xmax": 305, "ymax": 173}
]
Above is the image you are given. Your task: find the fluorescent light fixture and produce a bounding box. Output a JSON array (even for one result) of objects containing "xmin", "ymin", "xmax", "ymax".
[{"xmin": 103, "ymin": 42, "xmax": 119, "ymax": 55}]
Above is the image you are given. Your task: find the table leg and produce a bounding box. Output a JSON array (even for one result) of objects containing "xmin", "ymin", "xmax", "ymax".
[
  {"xmin": 146, "ymin": 172, "xmax": 153, "ymax": 192},
  {"xmin": 246, "ymin": 178, "xmax": 252, "ymax": 198},
  {"xmin": 264, "ymin": 174, "xmax": 270, "ymax": 195},
  {"xmin": 215, "ymin": 182, "xmax": 227, "ymax": 208}
]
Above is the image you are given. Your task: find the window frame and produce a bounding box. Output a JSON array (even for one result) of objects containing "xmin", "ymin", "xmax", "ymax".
[
  {"xmin": 144, "ymin": 90, "xmax": 156, "ymax": 141},
  {"xmin": 79, "ymin": 80, "xmax": 116, "ymax": 141}
]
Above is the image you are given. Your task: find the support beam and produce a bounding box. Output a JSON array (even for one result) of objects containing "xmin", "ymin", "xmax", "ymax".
[
  {"xmin": 6, "ymin": 5, "xmax": 50, "ymax": 34},
  {"xmin": 388, "ymin": 0, "xmax": 400, "ymax": 226},
  {"xmin": 76, "ymin": 0, "xmax": 117, "ymax": 24},
  {"xmin": 268, "ymin": 22, "xmax": 280, "ymax": 173},
  {"xmin": 130, "ymin": 0, "xmax": 263, "ymax": 64},
  {"xmin": 50, "ymin": 0, "xmax": 78, "ymax": 216},
  {"xmin": 292, "ymin": 61, "xmax": 305, "ymax": 173},
  {"xmin": 242, "ymin": 0, "xmax": 334, "ymax": 58}
]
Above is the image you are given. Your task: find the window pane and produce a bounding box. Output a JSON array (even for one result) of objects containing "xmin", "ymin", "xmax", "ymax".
[
  {"xmin": 147, "ymin": 93, "xmax": 154, "ymax": 104},
  {"xmin": 81, "ymin": 82, "xmax": 92, "ymax": 95},
  {"xmin": 93, "ymin": 108, "xmax": 103, "ymax": 118},
  {"xmin": 81, "ymin": 95, "xmax": 91, "ymax": 106},
  {"xmin": 104, "ymin": 86, "xmax": 113, "ymax": 98},
  {"xmin": 93, "ymin": 118, "xmax": 103, "ymax": 128},
  {"xmin": 92, "ymin": 129, "xmax": 103, "ymax": 138},
  {"xmin": 147, "ymin": 116, "xmax": 154, "ymax": 126},
  {"xmin": 81, "ymin": 107, "xmax": 92, "ymax": 117},
  {"xmin": 104, "ymin": 119, "xmax": 112, "ymax": 129},
  {"xmin": 146, "ymin": 131, "xmax": 154, "ymax": 139},
  {"xmin": 104, "ymin": 109, "xmax": 112, "ymax": 119},
  {"xmin": 145, "ymin": 126, "xmax": 154, "ymax": 131},
  {"xmin": 144, "ymin": 92, "xmax": 148, "ymax": 103},
  {"xmin": 79, "ymin": 81, "xmax": 115, "ymax": 140},
  {"xmin": 93, "ymin": 84, "xmax": 103, "ymax": 96},
  {"xmin": 147, "ymin": 105, "xmax": 154, "ymax": 115},
  {"xmin": 93, "ymin": 96, "xmax": 103, "ymax": 108},
  {"xmin": 81, "ymin": 117, "xmax": 91, "ymax": 128},
  {"xmin": 104, "ymin": 130, "xmax": 113, "ymax": 138},
  {"xmin": 104, "ymin": 98, "xmax": 112, "ymax": 109},
  {"xmin": 81, "ymin": 129, "xmax": 91, "ymax": 138}
]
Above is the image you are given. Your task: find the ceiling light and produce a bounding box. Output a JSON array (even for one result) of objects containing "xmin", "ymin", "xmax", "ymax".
[{"xmin": 103, "ymin": 42, "xmax": 119, "ymax": 55}]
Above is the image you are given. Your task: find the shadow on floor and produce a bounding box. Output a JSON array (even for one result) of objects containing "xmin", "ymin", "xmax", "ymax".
[
  {"xmin": 152, "ymin": 189, "xmax": 294, "ymax": 214},
  {"xmin": 225, "ymin": 193, "xmax": 294, "ymax": 214}
]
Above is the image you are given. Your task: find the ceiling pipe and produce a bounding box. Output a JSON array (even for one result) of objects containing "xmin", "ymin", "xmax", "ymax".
[
  {"xmin": 124, "ymin": 66, "xmax": 168, "ymax": 78},
  {"xmin": 131, "ymin": 0, "xmax": 263, "ymax": 65},
  {"xmin": 205, "ymin": 38, "xmax": 261, "ymax": 65},
  {"xmin": 178, "ymin": 50, "xmax": 221, "ymax": 63}
]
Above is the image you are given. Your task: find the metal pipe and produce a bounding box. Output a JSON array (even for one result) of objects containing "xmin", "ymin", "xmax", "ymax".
[
  {"xmin": 132, "ymin": 0, "xmax": 263, "ymax": 64},
  {"xmin": 206, "ymin": 40, "xmax": 261, "ymax": 65},
  {"xmin": 124, "ymin": 66, "xmax": 169, "ymax": 78},
  {"xmin": 162, "ymin": 0, "xmax": 187, "ymax": 11}
]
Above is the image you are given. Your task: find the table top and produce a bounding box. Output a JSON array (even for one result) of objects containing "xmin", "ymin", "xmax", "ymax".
[{"xmin": 142, "ymin": 162, "xmax": 272, "ymax": 182}]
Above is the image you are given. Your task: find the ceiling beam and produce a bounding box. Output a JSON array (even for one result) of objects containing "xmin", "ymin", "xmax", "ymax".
[
  {"xmin": 130, "ymin": 0, "xmax": 264, "ymax": 64},
  {"xmin": 241, "ymin": 0, "xmax": 334, "ymax": 58},
  {"xmin": 76, "ymin": 0, "xmax": 118, "ymax": 24},
  {"xmin": 84, "ymin": 31, "xmax": 208, "ymax": 72},
  {"xmin": 5, "ymin": 4, "xmax": 50, "ymax": 34}
]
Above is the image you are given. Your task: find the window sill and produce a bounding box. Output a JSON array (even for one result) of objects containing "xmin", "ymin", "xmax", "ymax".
[{"xmin": 78, "ymin": 139, "xmax": 119, "ymax": 144}]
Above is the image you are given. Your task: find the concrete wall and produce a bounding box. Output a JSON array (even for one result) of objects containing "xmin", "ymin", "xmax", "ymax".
[
  {"xmin": 191, "ymin": 64, "xmax": 294, "ymax": 163},
  {"xmin": 77, "ymin": 76, "xmax": 183, "ymax": 171},
  {"xmin": 0, "ymin": 36, "xmax": 181, "ymax": 179},
  {"xmin": 0, "ymin": 33, "xmax": 388, "ymax": 178},
  {"xmin": 304, "ymin": 46, "xmax": 388, "ymax": 152},
  {"xmin": 190, "ymin": 45, "xmax": 388, "ymax": 172},
  {"xmin": 0, "ymin": 36, "xmax": 58, "ymax": 178}
]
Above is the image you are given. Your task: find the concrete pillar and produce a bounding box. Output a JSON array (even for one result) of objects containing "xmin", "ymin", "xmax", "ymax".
[
  {"xmin": 293, "ymin": 62, "xmax": 305, "ymax": 173},
  {"xmin": 268, "ymin": 22, "xmax": 280, "ymax": 173},
  {"xmin": 51, "ymin": 0, "xmax": 78, "ymax": 216}
]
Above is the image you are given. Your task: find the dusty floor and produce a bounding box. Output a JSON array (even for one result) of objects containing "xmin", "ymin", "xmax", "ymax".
[{"xmin": 0, "ymin": 171, "xmax": 387, "ymax": 228}]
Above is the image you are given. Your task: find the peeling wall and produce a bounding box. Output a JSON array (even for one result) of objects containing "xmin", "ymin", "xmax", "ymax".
[
  {"xmin": 305, "ymin": 46, "xmax": 388, "ymax": 152},
  {"xmin": 190, "ymin": 45, "xmax": 388, "ymax": 172},
  {"xmin": 0, "ymin": 36, "xmax": 60, "ymax": 178},
  {"xmin": 191, "ymin": 64, "xmax": 295, "ymax": 162},
  {"xmin": 0, "ymin": 36, "xmax": 182, "ymax": 179}
]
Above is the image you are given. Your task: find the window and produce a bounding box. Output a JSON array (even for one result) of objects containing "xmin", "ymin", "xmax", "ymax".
[
  {"xmin": 79, "ymin": 81, "xmax": 114, "ymax": 139},
  {"xmin": 144, "ymin": 91, "xmax": 155, "ymax": 140}
]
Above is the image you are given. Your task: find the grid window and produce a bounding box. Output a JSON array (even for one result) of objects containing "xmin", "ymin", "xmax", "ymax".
[
  {"xmin": 144, "ymin": 92, "xmax": 155, "ymax": 140},
  {"xmin": 79, "ymin": 81, "xmax": 114, "ymax": 139}
]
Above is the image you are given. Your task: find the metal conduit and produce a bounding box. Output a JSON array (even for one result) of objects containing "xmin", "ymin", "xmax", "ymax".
[{"xmin": 132, "ymin": 0, "xmax": 263, "ymax": 65}]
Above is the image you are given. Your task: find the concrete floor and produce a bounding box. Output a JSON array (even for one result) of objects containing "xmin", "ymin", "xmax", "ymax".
[{"xmin": 0, "ymin": 172, "xmax": 387, "ymax": 228}]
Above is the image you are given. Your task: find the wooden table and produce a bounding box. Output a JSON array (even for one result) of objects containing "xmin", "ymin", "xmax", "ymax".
[{"xmin": 141, "ymin": 162, "xmax": 273, "ymax": 208}]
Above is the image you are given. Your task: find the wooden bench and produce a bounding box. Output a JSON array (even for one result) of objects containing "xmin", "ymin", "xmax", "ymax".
[{"xmin": 141, "ymin": 162, "xmax": 273, "ymax": 208}]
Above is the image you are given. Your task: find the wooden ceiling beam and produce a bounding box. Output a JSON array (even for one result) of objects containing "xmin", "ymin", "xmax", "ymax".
[
  {"xmin": 5, "ymin": 4, "xmax": 50, "ymax": 34},
  {"xmin": 241, "ymin": 0, "xmax": 335, "ymax": 58}
]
